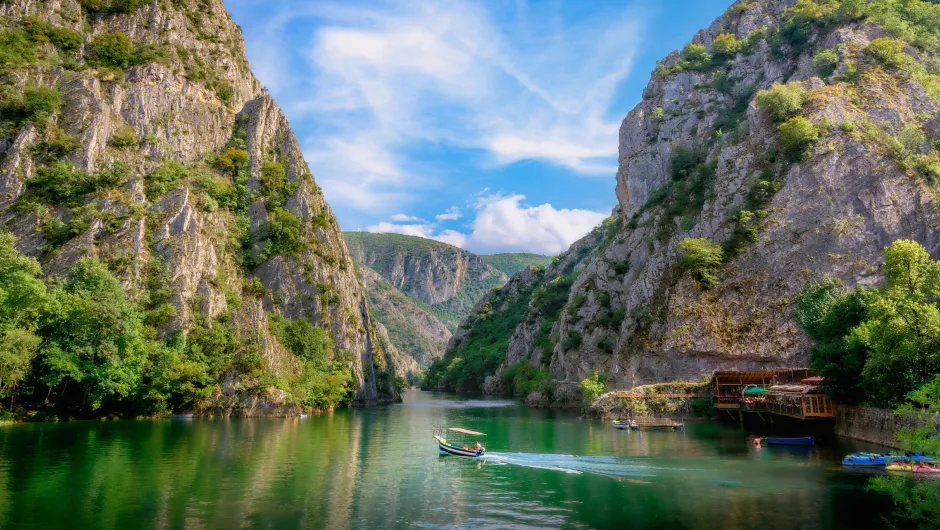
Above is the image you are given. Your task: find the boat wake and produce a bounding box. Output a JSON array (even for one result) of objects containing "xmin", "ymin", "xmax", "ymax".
[{"xmin": 483, "ymin": 453, "xmax": 663, "ymax": 478}]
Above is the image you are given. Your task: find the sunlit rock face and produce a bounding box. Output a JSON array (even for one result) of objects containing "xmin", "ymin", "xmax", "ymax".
[{"xmin": 0, "ymin": 0, "xmax": 401, "ymax": 410}]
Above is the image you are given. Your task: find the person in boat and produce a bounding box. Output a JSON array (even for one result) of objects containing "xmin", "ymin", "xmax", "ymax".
[{"xmin": 475, "ymin": 441, "xmax": 484, "ymax": 455}]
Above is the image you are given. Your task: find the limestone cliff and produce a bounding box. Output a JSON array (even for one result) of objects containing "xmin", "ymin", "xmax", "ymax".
[
  {"xmin": 344, "ymin": 232, "xmax": 508, "ymax": 327},
  {"xmin": 0, "ymin": 0, "xmax": 400, "ymax": 413},
  {"xmin": 432, "ymin": 0, "xmax": 940, "ymax": 400}
]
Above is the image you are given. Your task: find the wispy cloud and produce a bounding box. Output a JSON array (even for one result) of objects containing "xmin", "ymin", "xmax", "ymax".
[
  {"xmin": 239, "ymin": 0, "xmax": 647, "ymax": 213},
  {"xmin": 435, "ymin": 206, "xmax": 462, "ymax": 221}
]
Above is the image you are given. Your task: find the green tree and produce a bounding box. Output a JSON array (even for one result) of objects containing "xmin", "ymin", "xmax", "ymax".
[
  {"xmin": 853, "ymin": 240, "xmax": 940, "ymax": 405},
  {"xmin": 678, "ymin": 237, "xmax": 724, "ymax": 290},
  {"xmin": 578, "ymin": 371, "xmax": 607, "ymax": 408},
  {"xmin": 265, "ymin": 207, "xmax": 304, "ymax": 257},
  {"xmin": 37, "ymin": 258, "xmax": 148, "ymax": 410},
  {"xmin": 0, "ymin": 232, "xmax": 46, "ymax": 399},
  {"xmin": 794, "ymin": 280, "xmax": 871, "ymax": 404},
  {"xmin": 0, "ymin": 329, "xmax": 41, "ymax": 399},
  {"xmin": 270, "ymin": 315, "xmax": 333, "ymax": 367},
  {"xmin": 259, "ymin": 161, "xmax": 296, "ymax": 209}
]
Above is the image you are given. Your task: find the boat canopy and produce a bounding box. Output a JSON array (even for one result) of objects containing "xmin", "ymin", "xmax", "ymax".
[{"xmin": 448, "ymin": 427, "xmax": 485, "ymax": 436}]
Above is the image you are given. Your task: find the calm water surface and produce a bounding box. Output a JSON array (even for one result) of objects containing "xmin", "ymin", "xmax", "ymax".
[{"xmin": 0, "ymin": 390, "xmax": 898, "ymax": 529}]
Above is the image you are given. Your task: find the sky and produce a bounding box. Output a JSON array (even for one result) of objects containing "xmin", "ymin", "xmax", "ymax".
[{"xmin": 225, "ymin": 0, "xmax": 731, "ymax": 256}]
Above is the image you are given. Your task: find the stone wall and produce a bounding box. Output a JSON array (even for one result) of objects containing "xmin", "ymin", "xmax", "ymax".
[{"xmin": 835, "ymin": 406, "xmax": 935, "ymax": 449}]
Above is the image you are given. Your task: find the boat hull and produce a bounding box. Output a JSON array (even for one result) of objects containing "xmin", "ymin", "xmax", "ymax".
[
  {"xmin": 764, "ymin": 436, "xmax": 815, "ymax": 446},
  {"xmin": 887, "ymin": 463, "xmax": 940, "ymax": 473},
  {"xmin": 436, "ymin": 438, "xmax": 484, "ymax": 457},
  {"xmin": 843, "ymin": 452, "xmax": 936, "ymax": 466}
]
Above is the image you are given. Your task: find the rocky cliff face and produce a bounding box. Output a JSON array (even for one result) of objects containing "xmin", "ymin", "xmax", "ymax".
[
  {"xmin": 437, "ymin": 0, "xmax": 940, "ymax": 398},
  {"xmin": 0, "ymin": 0, "xmax": 400, "ymax": 411},
  {"xmin": 344, "ymin": 232, "xmax": 508, "ymax": 325}
]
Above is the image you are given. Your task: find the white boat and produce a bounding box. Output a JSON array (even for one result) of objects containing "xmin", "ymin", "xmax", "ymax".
[{"xmin": 432, "ymin": 426, "xmax": 486, "ymax": 457}]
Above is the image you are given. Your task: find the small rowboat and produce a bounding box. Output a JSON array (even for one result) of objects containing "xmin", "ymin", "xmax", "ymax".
[
  {"xmin": 887, "ymin": 461, "xmax": 940, "ymax": 473},
  {"xmin": 432, "ymin": 426, "xmax": 485, "ymax": 457},
  {"xmin": 612, "ymin": 420, "xmax": 631, "ymax": 430},
  {"xmin": 759, "ymin": 436, "xmax": 815, "ymax": 446},
  {"xmin": 842, "ymin": 452, "xmax": 936, "ymax": 466}
]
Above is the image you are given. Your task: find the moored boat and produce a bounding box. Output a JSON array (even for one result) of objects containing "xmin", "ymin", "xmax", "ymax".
[
  {"xmin": 887, "ymin": 461, "xmax": 940, "ymax": 473},
  {"xmin": 842, "ymin": 452, "xmax": 936, "ymax": 466},
  {"xmin": 432, "ymin": 426, "xmax": 486, "ymax": 457},
  {"xmin": 612, "ymin": 420, "xmax": 631, "ymax": 430},
  {"xmin": 760, "ymin": 436, "xmax": 815, "ymax": 446}
]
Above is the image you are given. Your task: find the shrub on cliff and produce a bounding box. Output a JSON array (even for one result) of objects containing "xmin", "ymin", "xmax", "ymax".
[
  {"xmin": 678, "ymin": 237, "xmax": 723, "ymax": 290},
  {"xmin": 778, "ymin": 116, "xmax": 819, "ymax": 161},
  {"xmin": 145, "ymin": 160, "xmax": 188, "ymax": 200},
  {"xmin": 755, "ymin": 83, "xmax": 806, "ymax": 122},
  {"xmin": 2, "ymin": 86, "xmax": 61, "ymax": 126},
  {"xmin": 678, "ymin": 43, "xmax": 711, "ymax": 72},
  {"xmin": 712, "ymin": 33, "xmax": 741, "ymax": 57},
  {"xmin": 813, "ymin": 48, "xmax": 839, "ymax": 76},
  {"xmin": 89, "ymin": 32, "xmax": 137, "ymax": 68}
]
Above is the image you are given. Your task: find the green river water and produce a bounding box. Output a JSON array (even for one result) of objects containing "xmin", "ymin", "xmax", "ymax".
[{"xmin": 0, "ymin": 389, "xmax": 900, "ymax": 529}]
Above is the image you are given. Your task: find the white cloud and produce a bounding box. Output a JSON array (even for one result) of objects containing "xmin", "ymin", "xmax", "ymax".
[
  {"xmin": 367, "ymin": 194, "xmax": 607, "ymax": 255},
  {"xmin": 463, "ymin": 194, "xmax": 607, "ymax": 255},
  {"xmin": 367, "ymin": 222, "xmax": 435, "ymax": 239},
  {"xmin": 245, "ymin": 0, "xmax": 647, "ymax": 214},
  {"xmin": 390, "ymin": 214, "xmax": 425, "ymax": 222},
  {"xmin": 435, "ymin": 206, "xmax": 462, "ymax": 221}
]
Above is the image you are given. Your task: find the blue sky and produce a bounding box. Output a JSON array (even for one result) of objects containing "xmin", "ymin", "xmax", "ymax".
[{"xmin": 226, "ymin": 0, "xmax": 731, "ymax": 255}]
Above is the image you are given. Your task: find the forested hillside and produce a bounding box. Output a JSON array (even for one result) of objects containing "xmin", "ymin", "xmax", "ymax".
[{"xmin": 481, "ymin": 253, "xmax": 553, "ymax": 276}]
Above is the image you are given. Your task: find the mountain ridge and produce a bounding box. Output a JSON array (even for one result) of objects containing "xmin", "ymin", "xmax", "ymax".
[{"xmin": 428, "ymin": 0, "xmax": 940, "ymax": 403}]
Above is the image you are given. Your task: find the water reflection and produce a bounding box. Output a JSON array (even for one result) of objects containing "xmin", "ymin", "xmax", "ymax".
[{"xmin": 0, "ymin": 390, "xmax": 897, "ymax": 529}]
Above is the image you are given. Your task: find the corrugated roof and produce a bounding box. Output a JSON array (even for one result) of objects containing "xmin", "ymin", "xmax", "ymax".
[{"xmin": 448, "ymin": 427, "xmax": 485, "ymax": 436}]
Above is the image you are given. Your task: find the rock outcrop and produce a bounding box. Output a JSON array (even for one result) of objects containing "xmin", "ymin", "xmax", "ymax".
[
  {"xmin": 434, "ymin": 0, "xmax": 940, "ymax": 401},
  {"xmin": 0, "ymin": 0, "xmax": 400, "ymax": 412}
]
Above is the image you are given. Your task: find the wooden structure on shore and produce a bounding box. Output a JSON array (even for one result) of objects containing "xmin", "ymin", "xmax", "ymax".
[{"xmin": 708, "ymin": 368, "xmax": 836, "ymax": 422}]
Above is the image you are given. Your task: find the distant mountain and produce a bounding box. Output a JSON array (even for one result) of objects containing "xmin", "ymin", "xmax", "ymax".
[
  {"xmin": 357, "ymin": 266, "xmax": 452, "ymax": 365},
  {"xmin": 481, "ymin": 253, "xmax": 554, "ymax": 276},
  {"xmin": 343, "ymin": 232, "xmax": 509, "ymax": 363}
]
